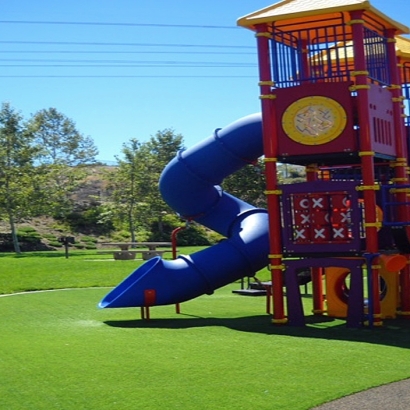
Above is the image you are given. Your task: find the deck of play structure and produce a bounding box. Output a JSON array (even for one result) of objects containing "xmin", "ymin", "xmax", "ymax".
[{"xmin": 99, "ymin": 0, "xmax": 410, "ymax": 328}]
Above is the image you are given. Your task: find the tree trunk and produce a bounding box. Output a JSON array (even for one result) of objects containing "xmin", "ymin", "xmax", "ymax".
[{"xmin": 9, "ymin": 214, "xmax": 21, "ymax": 254}]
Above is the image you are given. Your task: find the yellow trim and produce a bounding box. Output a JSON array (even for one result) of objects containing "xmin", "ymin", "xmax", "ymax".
[
  {"xmin": 370, "ymin": 265, "xmax": 382, "ymax": 270},
  {"xmin": 389, "ymin": 161, "xmax": 407, "ymax": 167},
  {"xmin": 356, "ymin": 184, "xmax": 380, "ymax": 191},
  {"xmin": 392, "ymin": 97, "xmax": 405, "ymax": 102},
  {"xmin": 396, "ymin": 158, "xmax": 407, "ymax": 162},
  {"xmin": 347, "ymin": 19, "xmax": 365, "ymax": 25},
  {"xmin": 363, "ymin": 222, "xmax": 383, "ymax": 228},
  {"xmin": 255, "ymin": 32, "xmax": 271, "ymax": 38},
  {"xmin": 390, "ymin": 188, "xmax": 410, "ymax": 193},
  {"xmin": 312, "ymin": 309, "xmax": 325, "ymax": 314},
  {"xmin": 282, "ymin": 96, "xmax": 347, "ymax": 146},
  {"xmin": 349, "ymin": 85, "xmax": 370, "ymax": 91},
  {"xmin": 391, "ymin": 177, "xmax": 408, "ymax": 182},
  {"xmin": 401, "ymin": 114, "xmax": 408, "ymax": 118},
  {"xmin": 272, "ymin": 318, "xmax": 288, "ymax": 324},
  {"xmin": 358, "ymin": 151, "xmax": 375, "ymax": 157},
  {"xmin": 397, "ymin": 310, "xmax": 410, "ymax": 316},
  {"xmin": 388, "ymin": 38, "xmax": 397, "ymax": 43},
  {"xmin": 268, "ymin": 254, "xmax": 282, "ymax": 259},
  {"xmin": 264, "ymin": 157, "xmax": 278, "ymax": 162},
  {"xmin": 259, "ymin": 94, "xmax": 276, "ymax": 100},
  {"xmin": 387, "ymin": 84, "xmax": 402, "ymax": 90},
  {"xmin": 350, "ymin": 71, "xmax": 369, "ymax": 76},
  {"xmin": 269, "ymin": 264, "xmax": 285, "ymax": 270},
  {"xmin": 258, "ymin": 80, "xmax": 274, "ymax": 86},
  {"xmin": 264, "ymin": 190, "xmax": 282, "ymax": 195}
]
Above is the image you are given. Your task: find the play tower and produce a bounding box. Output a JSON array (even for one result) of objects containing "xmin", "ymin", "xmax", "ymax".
[{"xmin": 238, "ymin": 0, "xmax": 410, "ymax": 327}]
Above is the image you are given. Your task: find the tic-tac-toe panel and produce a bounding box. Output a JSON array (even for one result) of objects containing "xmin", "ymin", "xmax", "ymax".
[{"xmin": 281, "ymin": 181, "xmax": 361, "ymax": 255}]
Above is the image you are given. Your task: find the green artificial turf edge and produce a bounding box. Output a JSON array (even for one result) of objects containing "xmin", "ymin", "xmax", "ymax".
[{"xmin": 1, "ymin": 249, "xmax": 410, "ymax": 409}]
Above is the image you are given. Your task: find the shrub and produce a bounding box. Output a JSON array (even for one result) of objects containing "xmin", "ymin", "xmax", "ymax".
[
  {"xmin": 42, "ymin": 233, "xmax": 58, "ymax": 240},
  {"xmin": 81, "ymin": 236, "xmax": 98, "ymax": 243},
  {"xmin": 17, "ymin": 227, "xmax": 38, "ymax": 234}
]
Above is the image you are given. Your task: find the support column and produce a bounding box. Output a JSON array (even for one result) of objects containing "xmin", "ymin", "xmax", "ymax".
[
  {"xmin": 255, "ymin": 24, "xmax": 286, "ymax": 324},
  {"xmin": 306, "ymin": 164, "xmax": 324, "ymax": 315},
  {"xmin": 350, "ymin": 11, "xmax": 382, "ymax": 325},
  {"xmin": 386, "ymin": 28, "xmax": 410, "ymax": 318}
]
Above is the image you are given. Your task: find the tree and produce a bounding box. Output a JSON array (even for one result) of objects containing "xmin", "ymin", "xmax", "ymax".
[
  {"xmin": 222, "ymin": 158, "xmax": 267, "ymax": 208},
  {"xmin": 108, "ymin": 130, "xmax": 184, "ymax": 241},
  {"xmin": 27, "ymin": 107, "xmax": 98, "ymax": 166},
  {"xmin": 0, "ymin": 103, "xmax": 39, "ymax": 253},
  {"xmin": 143, "ymin": 129, "xmax": 184, "ymax": 239},
  {"xmin": 108, "ymin": 139, "xmax": 146, "ymax": 242},
  {"xmin": 25, "ymin": 108, "xmax": 99, "ymax": 219}
]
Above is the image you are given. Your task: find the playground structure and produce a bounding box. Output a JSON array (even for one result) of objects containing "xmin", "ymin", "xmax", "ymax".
[{"xmin": 99, "ymin": 0, "xmax": 410, "ymax": 328}]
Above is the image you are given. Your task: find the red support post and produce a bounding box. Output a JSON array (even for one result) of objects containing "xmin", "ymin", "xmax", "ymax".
[
  {"xmin": 306, "ymin": 164, "xmax": 325, "ymax": 315},
  {"xmin": 171, "ymin": 226, "xmax": 186, "ymax": 314},
  {"xmin": 255, "ymin": 24, "xmax": 286, "ymax": 324},
  {"xmin": 350, "ymin": 11, "xmax": 382, "ymax": 325},
  {"xmin": 386, "ymin": 28, "xmax": 410, "ymax": 318}
]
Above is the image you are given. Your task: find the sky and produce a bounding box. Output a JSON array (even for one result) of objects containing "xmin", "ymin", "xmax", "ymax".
[{"xmin": 1, "ymin": 0, "xmax": 410, "ymax": 163}]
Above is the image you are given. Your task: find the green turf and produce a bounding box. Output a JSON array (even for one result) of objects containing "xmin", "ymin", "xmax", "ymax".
[
  {"xmin": 1, "ymin": 250, "xmax": 410, "ymax": 409},
  {"xmin": 0, "ymin": 247, "xmax": 208, "ymax": 294}
]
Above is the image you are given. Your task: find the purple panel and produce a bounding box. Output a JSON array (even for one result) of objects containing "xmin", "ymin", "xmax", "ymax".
[
  {"xmin": 285, "ymin": 257, "xmax": 364, "ymax": 328},
  {"xmin": 281, "ymin": 181, "xmax": 361, "ymax": 255}
]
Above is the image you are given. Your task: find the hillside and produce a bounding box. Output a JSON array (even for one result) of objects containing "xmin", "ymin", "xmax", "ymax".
[{"xmin": 0, "ymin": 165, "xmax": 117, "ymax": 251}]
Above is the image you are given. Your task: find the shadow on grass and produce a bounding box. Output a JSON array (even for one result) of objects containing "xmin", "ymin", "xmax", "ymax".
[{"xmin": 105, "ymin": 313, "xmax": 410, "ymax": 349}]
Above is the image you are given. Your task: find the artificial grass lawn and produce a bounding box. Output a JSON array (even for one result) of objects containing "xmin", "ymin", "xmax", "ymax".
[
  {"xmin": 0, "ymin": 247, "xmax": 210, "ymax": 295},
  {"xmin": 1, "ymin": 250, "xmax": 410, "ymax": 409}
]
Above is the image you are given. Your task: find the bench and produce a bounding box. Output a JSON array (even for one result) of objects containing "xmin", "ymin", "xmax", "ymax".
[{"xmin": 98, "ymin": 249, "xmax": 174, "ymax": 260}]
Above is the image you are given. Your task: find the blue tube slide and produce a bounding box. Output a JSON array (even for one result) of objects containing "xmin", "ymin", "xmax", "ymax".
[{"xmin": 98, "ymin": 113, "xmax": 269, "ymax": 308}]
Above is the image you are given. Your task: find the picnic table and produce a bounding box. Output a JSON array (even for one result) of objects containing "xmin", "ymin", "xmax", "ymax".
[{"xmin": 99, "ymin": 242, "xmax": 173, "ymax": 260}]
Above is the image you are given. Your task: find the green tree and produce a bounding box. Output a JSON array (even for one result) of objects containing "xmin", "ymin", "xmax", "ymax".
[
  {"xmin": 0, "ymin": 103, "xmax": 39, "ymax": 253},
  {"xmin": 143, "ymin": 129, "xmax": 184, "ymax": 239},
  {"xmin": 222, "ymin": 158, "xmax": 267, "ymax": 208},
  {"xmin": 108, "ymin": 139, "xmax": 146, "ymax": 242},
  {"xmin": 108, "ymin": 130, "xmax": 184, "ymax": 241},
  {"xmin": 25, "ymin": 108, "xmax": 99, "ymax": 219},
  {"xmin": 27, "ymin": 107, "xmax": 98, "ymax": 166}
]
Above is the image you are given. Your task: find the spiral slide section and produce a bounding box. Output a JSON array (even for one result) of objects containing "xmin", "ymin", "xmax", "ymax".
[{"xmin": 98, "ymin": 113, "xmax": 269, "ymax": 308}]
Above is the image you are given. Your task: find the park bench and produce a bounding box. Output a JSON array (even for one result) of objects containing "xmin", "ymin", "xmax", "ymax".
[{"xmin": 99, "ymin": 242, "xmax": 173, "ymax": 260}]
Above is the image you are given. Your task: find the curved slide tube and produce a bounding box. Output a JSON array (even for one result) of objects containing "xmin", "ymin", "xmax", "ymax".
[{"xmin": 99, "ymin": 113, "xmax": 269, "ymax": 308}]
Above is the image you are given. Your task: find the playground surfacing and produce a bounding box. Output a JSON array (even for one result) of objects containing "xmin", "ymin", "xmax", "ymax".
[
  {"xmin": 313, "ymin": 379, "xmax": 410, "ymax": 409},
  {"xmin": 2, "ymin": 286, "xmax": 410, "ymax": 410}
]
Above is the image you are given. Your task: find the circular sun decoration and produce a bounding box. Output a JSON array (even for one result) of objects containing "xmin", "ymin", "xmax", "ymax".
[{"xmin": 282, "ymin": 96, "xmax": 347, "ymax": 145}]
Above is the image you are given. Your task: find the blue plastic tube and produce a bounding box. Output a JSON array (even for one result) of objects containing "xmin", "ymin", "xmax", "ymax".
[{"xmin": 99, "ymin": 113, "xmax": 269, "ymax": 308}]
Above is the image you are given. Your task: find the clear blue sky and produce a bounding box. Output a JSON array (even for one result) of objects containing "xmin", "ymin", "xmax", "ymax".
[{"xmin": 1, "ymin": 0, "xmax": 409, "ymax": 163}]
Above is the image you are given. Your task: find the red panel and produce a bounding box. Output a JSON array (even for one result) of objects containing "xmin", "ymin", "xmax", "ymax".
[
  {"xmin": 368, "ymin": 84, "xmax": 396, "ymax": 156},
  {"xmin": 311, "ymin": 210, "xmax": 330, "ymax": 225},
  {"xmin": 310, "ymin": 194, "xmax": 329, "ymax": 210},
  {"xmin": 331, "ymin": 210, "xmax": 351, "ymax": 224},
  {"xmin": 332, "ymin": 226, "xmax": 350, "ymax": 241},
  {"xmin": 294, "ymin": 227, "xmax": 311, "ymax": 242},
  {"xmin": 331, "ymin": 194, "xmax": 350, "ymax": 209},
  {"xmin": 310, "ymin": 226, "xmax": 331, "ymax": 242},
  {"xmin": 274, "ymin": 82, "xmax": 356, "ymax": 159},
  {"xmin": 294, "ymin": 211, "xmax": 311, "ymax": 225},
  {"xmin": 293, "ymin": 195, "xmax": 310, "ymax": 210}
]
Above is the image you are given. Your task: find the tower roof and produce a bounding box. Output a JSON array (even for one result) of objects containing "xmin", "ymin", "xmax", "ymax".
[
  {"xmin": 396, "ymin": 36, "xmax": 410, "ymax": 61},
  {"xmin": 237, "ymin": 0, "xmax": 409, "ymax": 35}
]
